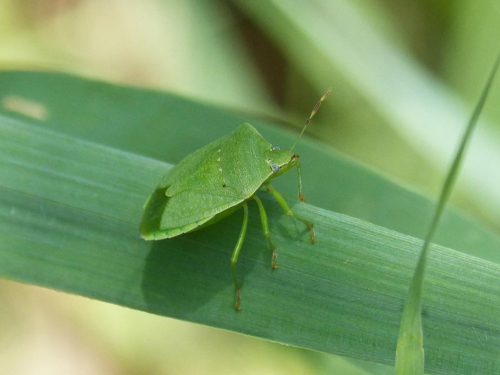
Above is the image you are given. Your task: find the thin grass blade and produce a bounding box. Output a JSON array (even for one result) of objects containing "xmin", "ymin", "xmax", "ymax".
[{"xmin": 395, "ymin": 50, "xmax": 500, "ymax": 375}]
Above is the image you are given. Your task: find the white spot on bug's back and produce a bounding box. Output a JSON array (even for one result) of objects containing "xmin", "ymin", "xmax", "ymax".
[
  {"xmin": 217, "ymin": 149, "xmax": 222, "ymax": 172},
  {"xmin": 217, "ymin": 147, "xmax": 226, "ymax": 185}
]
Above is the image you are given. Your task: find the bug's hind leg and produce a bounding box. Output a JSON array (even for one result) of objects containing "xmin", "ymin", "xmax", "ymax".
[
  {"xmin": 231, "ymin": 201, "xmax": 249, "ymax": 311},
  {"xmin": 252, "ymin": 195, "xmax": 277, "ymax": 269},
  {"xmin": 266, "ymin": 185, "xmax": 316, "ymax": 243},
  {"xmin": 297, "ymin": 161, "xmax": 306, "ymax": 202}
]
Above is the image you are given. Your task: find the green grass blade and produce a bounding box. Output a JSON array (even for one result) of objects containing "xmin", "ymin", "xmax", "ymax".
[
  {"xmin": 1, "ymin": 94, "xmax": 500, "ymax": 374},
  {"xmin": 395, "ymin": 50, "xmax": 500, "ymax": 374}
]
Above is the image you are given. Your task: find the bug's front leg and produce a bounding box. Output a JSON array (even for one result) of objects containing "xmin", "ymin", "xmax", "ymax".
[
  {"xmin": 231, "ymin": 201, "xmax": 249, "ymax": 311},
  {"xmin": 266, "ymin": 185, "xmax": 316, "ymax": 243}
]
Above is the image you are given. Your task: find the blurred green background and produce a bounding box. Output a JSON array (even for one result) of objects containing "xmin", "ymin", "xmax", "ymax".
[{"xmin": 1, "ymin": 1, "xmax": 499, "ymax": 374}]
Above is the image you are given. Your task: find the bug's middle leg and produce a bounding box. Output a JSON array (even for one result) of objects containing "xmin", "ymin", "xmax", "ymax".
[
  {"xmin": 266, "ymin": 185, "xmax": 316, "ymax": 243},
  {"xmin": 231, "ymin": 201, "xmax": 249, "ymax": 311},
  {"xmin": 252, "ymin": 195, "xmax": 277, "ymax": 269}
]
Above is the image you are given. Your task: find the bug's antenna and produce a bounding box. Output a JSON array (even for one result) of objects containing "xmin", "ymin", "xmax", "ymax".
[{"xmin": 290, "ymin": 87, "xmax": 331, "ymax": 151}]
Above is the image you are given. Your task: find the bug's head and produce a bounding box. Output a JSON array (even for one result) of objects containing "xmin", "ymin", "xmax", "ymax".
[
  {"xmin": 265, "ymin": 147, "xmax": 299, "ymax": 177},
  {"xmin": 266, "ymin": 88, "xmax": 331, "ymax": 178}
]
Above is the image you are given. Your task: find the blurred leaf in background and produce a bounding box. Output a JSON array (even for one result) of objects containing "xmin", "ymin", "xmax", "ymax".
[{"xmin": 0, "ymin": 1, "xmax": 499, "ymax": 374}]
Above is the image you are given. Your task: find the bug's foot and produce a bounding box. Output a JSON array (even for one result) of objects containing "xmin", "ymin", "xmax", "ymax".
[
  {"xmin": 298, "ymin": 193, "xmax": 306, "ymax": 202},
  {"xmin": 309, "ymin": 225, "xmax": 316, "ymax": 244},
  {"xmin": 234, "ymin": 288, "xmax": 242, "ymax": 311},
  {"xmin": 271, "ymin": 247, "xmax": 278, "ymax": 269}
]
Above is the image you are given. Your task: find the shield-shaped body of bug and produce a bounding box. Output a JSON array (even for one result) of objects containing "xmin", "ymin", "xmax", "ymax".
[{"xmin": 140, "ymin": 88, "xmax": 331, "ymax": 310}]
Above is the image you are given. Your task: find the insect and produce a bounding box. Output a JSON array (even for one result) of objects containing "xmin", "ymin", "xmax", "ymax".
[{"xmin": 140, "ymin": 88, "xmax": 331, "ymax": 310}]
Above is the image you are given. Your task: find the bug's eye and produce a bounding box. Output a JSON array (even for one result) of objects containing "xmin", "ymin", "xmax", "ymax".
[
  {"xmin": 272, "ymin": 146, "xmax": 281, "ymax": 150},
  {"xmin": 271, "ymin": 163, "xmax": 280, "ymax": 173}
]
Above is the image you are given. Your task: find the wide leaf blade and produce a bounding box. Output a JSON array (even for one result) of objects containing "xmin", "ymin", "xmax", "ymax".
[{"xmin": 1, "ymin": 113, "xmax": 499, "ymax": 374}]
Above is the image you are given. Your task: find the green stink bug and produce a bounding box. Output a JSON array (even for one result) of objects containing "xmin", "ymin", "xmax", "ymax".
[{"xmin": 140, "ymin": 88, "xmax": 331, "ymax": 310}]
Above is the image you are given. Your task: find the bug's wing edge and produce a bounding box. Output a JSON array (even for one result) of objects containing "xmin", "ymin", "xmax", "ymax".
[
  {"xmin": 141, "ymin": 199, "xmax": 246, "ymax": 241},
  {"xmin": 140, "ymin": 214, "xmax": 215, "ymax": 240}
]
